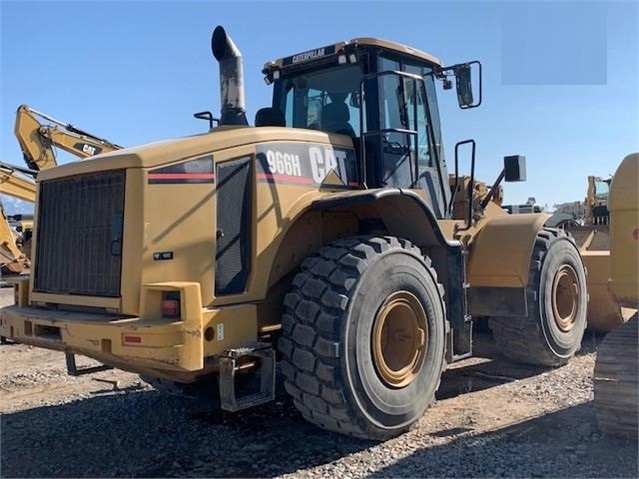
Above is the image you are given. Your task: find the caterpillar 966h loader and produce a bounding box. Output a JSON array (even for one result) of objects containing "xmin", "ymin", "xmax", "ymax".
[
  {"xmin": 0, "ymin": 26, "xmax": 588, "ymax": 440},
  {"xmin": 593, "ymin": 152, "xmax": 638, "ymax": 440}
]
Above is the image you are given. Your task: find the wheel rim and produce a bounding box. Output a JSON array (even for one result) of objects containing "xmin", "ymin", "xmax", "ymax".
[
  {"xmin": 552, "ymin": 265, "xmax": 580, "ymax": 332},
  {"xmin": 372, "ymin": 291, "xmax": 427, "ymax": 388}
]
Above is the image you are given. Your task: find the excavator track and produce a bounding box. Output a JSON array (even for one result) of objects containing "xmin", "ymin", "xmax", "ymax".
[{"xmin": 593, "ymin": 314, "xmax": 638, "ymax": 440}]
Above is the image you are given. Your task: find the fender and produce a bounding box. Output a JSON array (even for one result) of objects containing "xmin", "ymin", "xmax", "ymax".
[
  {"xmin": 304, "ymin": 188, "xmax": 468, "ymax": 330},
  {"xmin": 310, "ymin": 188, "xmax": 460, "ymax": 250},
  {"xmin": 466, "ymin": 212, "xmax": 551, "ymax": 317}
]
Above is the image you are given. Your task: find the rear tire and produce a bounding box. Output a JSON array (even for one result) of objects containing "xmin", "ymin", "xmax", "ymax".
[
  {"xmin": 593, "ymin": 314, "xmax": 638, "ymax": 440},
  {"xmin": 489, "ymin": 227, "xmax": 587, "ymax": 366},
  {"xmin": 278, "ymin": 236, "xmax": 447, "ymax": 441}
]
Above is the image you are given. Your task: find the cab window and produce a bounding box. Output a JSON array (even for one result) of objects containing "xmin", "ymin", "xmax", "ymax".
[{"xmin": 276, "ymin": 64, "xmax": 363, "ymax": 136}]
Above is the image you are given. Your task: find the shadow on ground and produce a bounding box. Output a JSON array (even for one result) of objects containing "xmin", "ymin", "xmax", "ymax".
[
  {"xmin": 0, "ymin": 387, "xmax": 374, "ymax": 478},
  {"xmin": 0, "ymin": 330, "xmax": 612, "ymax": 478},
  {"xmin": 369, "ymin": 402, "xmax": 638, "ymax": 478},
  {"xmin": 437, "ymin": 328, "xmax": 604, "ymax": 401}
]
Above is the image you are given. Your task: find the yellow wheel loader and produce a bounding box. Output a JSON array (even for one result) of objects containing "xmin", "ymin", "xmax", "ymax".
[
  {"xmin": 593, "ymin": 152, "xmax": 638, "ymax": 440},
  {"xmin": 0, "ymin": 26, "xmax": 589, "ymax": 441}
]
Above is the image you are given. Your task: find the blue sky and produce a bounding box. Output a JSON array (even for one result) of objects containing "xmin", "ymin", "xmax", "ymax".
[{"xmin": 1, "ymin": 0, "xmax": 637, "ymax": 214}]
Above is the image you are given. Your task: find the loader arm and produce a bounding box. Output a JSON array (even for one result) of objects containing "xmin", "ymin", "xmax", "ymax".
[{"xmin": 14, "ymin": 104, "xmax": 123, "ymax": 171}]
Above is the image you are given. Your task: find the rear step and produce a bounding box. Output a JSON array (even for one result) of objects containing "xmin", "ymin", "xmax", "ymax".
[
  {"xmin": 65, "ymin": 353, "xmax": 113, "ymax": 376},
  {"xmin": 219, "ymin": 342, "xmax": 276, "ymax": 412}
]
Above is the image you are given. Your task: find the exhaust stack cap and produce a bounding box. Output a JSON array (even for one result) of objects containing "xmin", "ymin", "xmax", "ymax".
[{"xmin": 211, "ymin": 25, "xmax": 248, "ymax": 126}]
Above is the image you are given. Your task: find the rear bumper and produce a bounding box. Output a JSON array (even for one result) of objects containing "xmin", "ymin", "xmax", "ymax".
[
  {"xmin": 1, "ymin": 280, "xmax": 259, "ymax": 380},
  {"xmin": 0, "ymin": 305, "xmax": 197, "ymax": 373}
]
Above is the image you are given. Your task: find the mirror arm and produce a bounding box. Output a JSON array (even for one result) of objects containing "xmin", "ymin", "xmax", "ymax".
[{"xmin": 480, "ymin": 169, "xmax": 505, "ymax": 210}]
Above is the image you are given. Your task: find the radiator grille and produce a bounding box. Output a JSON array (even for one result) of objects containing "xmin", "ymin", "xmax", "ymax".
[
  {"xmin": 33, "ymin": 170, "xmax": 126, "ymax": 297},
  {"xmin": 215, "ymin": 158, "xmax": 252, "ymax": 296}
]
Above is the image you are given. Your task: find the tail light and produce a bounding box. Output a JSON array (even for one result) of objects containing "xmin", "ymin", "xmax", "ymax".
[{"xmin": 161, "ymin": 292, "xmax": 181, "ymax": 318}]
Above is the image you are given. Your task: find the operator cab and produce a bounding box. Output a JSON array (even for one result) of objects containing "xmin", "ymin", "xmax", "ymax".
[{"xmin": 262, "ymin": 38, "xmax": 460, "ymax": 218}]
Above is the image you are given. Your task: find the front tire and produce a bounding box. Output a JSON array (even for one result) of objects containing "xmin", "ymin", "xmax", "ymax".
[
  {"xmin": 489, "ymin": 228, "xmax": 588, "ymax": 366},
  {"xmin": 278, "ymin": 236, "xmax": 447, "ymax": 441}
]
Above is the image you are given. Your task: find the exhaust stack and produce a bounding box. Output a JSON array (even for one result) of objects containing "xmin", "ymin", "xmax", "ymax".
[{"xmin": 211, "ymin": 26, "xmax": 248, "ymax": 126}]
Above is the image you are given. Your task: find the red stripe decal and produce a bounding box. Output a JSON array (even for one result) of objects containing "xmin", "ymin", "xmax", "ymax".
[{"xmin": 148, "ymin": 173, "xmax": 215, "ymax": 180}]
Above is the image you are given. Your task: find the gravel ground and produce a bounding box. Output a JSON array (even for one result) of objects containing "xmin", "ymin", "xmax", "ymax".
[{"xmin": 0, "ymin": 288, "xmax": 637, "ymax": 478}]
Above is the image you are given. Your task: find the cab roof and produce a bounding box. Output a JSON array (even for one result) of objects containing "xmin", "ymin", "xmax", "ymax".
[{"xmin": 263, "ymin": 37, "xmax": 443, "ymax": 71}]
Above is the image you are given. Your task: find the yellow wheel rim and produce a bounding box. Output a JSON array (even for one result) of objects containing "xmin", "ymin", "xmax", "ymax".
[
  {"xmin": 372, "ymin": 291, "xmax": 428, "ymax": 388},
  {"xmin": 552, "ymin": 265, "xmax": 580, "ymax": 332}
]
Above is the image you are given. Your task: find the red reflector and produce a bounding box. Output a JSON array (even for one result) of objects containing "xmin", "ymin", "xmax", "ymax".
[
  {"xmin": 162, "ymin": 299, "xmax": 180, "ymax": 318},
  {"xmin": 124, "ymin": 335, "xmax": 142, "ymax": 343}
]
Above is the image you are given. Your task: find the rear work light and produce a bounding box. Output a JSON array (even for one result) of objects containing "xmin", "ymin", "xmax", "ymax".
[{"xmin": 161, "ymin": 291, "xmax": 181, "ymax": 318}]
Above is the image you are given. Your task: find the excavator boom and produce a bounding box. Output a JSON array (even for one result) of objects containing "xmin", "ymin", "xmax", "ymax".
[{"xmin": 14, "ymin": 104, "xmax": 123, "ymax": 171}]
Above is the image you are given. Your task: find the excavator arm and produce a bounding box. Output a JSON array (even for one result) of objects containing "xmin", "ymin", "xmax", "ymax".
[
  {"xmin": 0, "ymin": 162, "xmax": 37, "ymax": 203},
  {"xmin": 0, "ymin": 204, "xmax": 28, "ymax": 274},
  {"xmin": 0, "ymin": 163, "xmax": 36, "ymax": 273},
  {"xmin": 14, "ymin": 104, "xmax": 123, "ymax": 171}
]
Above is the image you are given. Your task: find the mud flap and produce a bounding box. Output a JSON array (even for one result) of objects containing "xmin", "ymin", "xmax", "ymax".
[{"xmin": 219, "ymin": 342, "xmax": 275, "ymax": 411}]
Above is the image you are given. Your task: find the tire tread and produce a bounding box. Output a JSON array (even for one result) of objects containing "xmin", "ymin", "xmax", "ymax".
[{"xmin": 279, "ymin": 235, "xmax": 446, "ymax": 440}]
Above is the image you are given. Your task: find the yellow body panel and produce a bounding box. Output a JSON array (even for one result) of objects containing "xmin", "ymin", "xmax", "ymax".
[
  {"xmin": 609, "ymin": 153, "xmax": 639, "ymax": 308},
  {"xmin": 467, "ymin": 212, "xmax": 551, "ymax": 287}
]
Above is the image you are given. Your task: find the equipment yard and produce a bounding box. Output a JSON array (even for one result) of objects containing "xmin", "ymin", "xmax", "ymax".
[
  {"xmin": 1, "ymin": 3, "xmax": 637, "ymax": 478},
  {"xmin": 1, "ymin": 289, "xmax": 635, "ymax": 479}
]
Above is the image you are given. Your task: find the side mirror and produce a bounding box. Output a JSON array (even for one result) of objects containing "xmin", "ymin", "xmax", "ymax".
[
  {"xmin": 434, "ymin": 61, "xmax": 482, "ymax": 109},
  {"xmin": 504, "ymin": 155, "xmax": 526, "ymax": 182},
  {"xmin": 455, "ymin": 65, "xmax": 474, "ymax": 108}
]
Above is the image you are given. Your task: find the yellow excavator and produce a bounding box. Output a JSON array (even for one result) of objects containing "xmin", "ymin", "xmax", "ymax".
[
  {"xmin": 593, "ymin": 152, "xmax": 638, "ymax": 440},
  {"xmin": 0, "ymin": 105, "xmax": 123, "ymax": 274},
  {"xmin": 0, "ymin": 162, "xmax": 37, "ymax": 274},
  {"xmin": 14, "ymin": 104, "xmax": 123, "ymax": 172}
]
